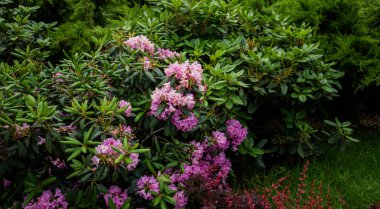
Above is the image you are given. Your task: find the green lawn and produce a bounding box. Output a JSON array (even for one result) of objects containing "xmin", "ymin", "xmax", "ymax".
[{"xmin": 234, "ymin": 129, "xmax": 380, "ymax": 208}]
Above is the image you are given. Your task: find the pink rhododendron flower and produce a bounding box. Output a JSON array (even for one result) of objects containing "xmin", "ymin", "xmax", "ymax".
[
  {"xmin": 104, "ymin": 185, "xmax": 128, "ymax": 209},
  {"xmin": 95, "ymin": 138, "xmax": 124, "ymax": 156},
  {"xmin": 150, "ymin": 82, "xmax": 195, "ymax": 120},
  {"xmin": 25, "ymin": 188, "xmax": 68, "ymax": 209},
  {"xmin": 173, "ymin": 190, "xmax": 188, "ymax": 209},
  {"xmin": 136, "ymin": 175, "xmax": 160, "ymax": 200},
  {"xmin": 111, "ymin": 125, "xmax": 133, "ymax": 138},
  {"xmin": 157, "ymin": 48, "xmax": 180, "ymax": 59},
  {"xmin": 53, "ymin": 72, "xmax": 64, "ymax": 83},
  {"xmin": 126, "ymin": 153, "xmax": 139, "ymax": 171},
  {"xmin": 164, "ymin": 61, "xmax": 205, "ymax": 91},
  {"xmin": 171, "ymin": 110, "xmax": 198, "ymax": 132},
  {"xmin": 37, "ymin": 136, "xmax": 45, "ymax": 145},
  {"xmin": 143, "ymin": 56, "xmax": 152, "ymax": 70},
  {"xmin": 209, "ymin": 131, "xmax": 229, "ymax": 151},
  {"xmin": 51, "ymin": 158, "xmax": 66, "ymax": 169},
  {"xmin": 124, "ymin": 35, "xmax": 155, "ymax": 54},
  {"xmin": 91, "ymin": 156, "xmax": 100, "ymax": 167},
  {"xmin": 119, "ymin": 100, "xmax": 132, "ymax": 117},
  {"xmin": 226, "ymin": 119, "xmax": 248, "ymax": 151}
]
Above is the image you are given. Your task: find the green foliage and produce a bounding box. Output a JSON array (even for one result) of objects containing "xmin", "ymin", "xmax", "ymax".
[
  {"xmin": 269, "ymin": 0, "xmax": 380, "ymax": 89},
  {"xmin": 0, "ymin": 0, "xmax": 364, "ymax": 208},
  {"xmin": 122, "ymin": 0, "xmax": 352, "ymax": 157},
  {"xmin": 0, "ymin": 1, "xmax": 56, "ymax": 61}
]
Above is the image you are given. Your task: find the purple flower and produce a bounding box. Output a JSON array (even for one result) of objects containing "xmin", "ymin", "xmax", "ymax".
[
  {"xmin": 190, "ymin": 141, "xmax": 206, "ymax": 164},
  {"xmin": 226, "ymin": 119, "xmax": 248, "ymax": 151},
  {"xmin": 171, "ymin": 110, "xmax": 198, "ymax": 132},
  {"xmin": 150, "ymin": 82, "xmax": 195, "ymax": 120},
  {"xmin": 37, "ymin": 136, "xmax": 45, "ymax": 145},
  {"xmin": 173, "ymin": 191, "xmax": 188, "ymax": 209},
  {"xmin": 136, "ymin": 175, "xmax": 160, "ymax": 200},
  {"xmin": 91, "ymin": 156, "xmax": 100, "ymax": 167},
  {"xmin": 143, "ymin": 56, "xmax": 152, "ymax": 70},
  {"xmin": 164, "ymin": 61, "xmax": 204, "ymax": 91},
  {"xmin": 126, "ymin": 153, "xmax": 139, "ymax": 171},
  {"xmin": 157, "ymin": 48, "xmax": 180, "ymax": 59},
  {"xmin": 119, "ymin": 100, "xmax": 132, "ymax": 117},
  {"xmin": 95, "ymin": 138, "xmax": 124, "ymax": 156},
  {"xmin": 209, "ymin": 131, "xmax": 229, "ymax": 151},
  {"xmin": 104, "ymin": 185, "xmax": 128, "ymax": 209},
  {"xmin": 212, "ymin": 152, "xmax": 232, "ymax": 180},
  {"xmin": 25, "ymin": 188, "xmax": 68, "ymax": 209},
  {"xmin": 124, "ymin": 35, "xmax": 155, "ymax": 54},
  {"xmin": 53, "ymin": 72, "xmax": 64, "ymax": 83},
  {"xmin": 51, "ymin": 158, "xmax": 66, "ymax": 169},
  {"xmin": 111, "ymin": 125, "xmax": 133, "ymax": 138}
]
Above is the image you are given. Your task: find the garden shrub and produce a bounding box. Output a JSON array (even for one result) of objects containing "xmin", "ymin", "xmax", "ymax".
[
  {"xmin": 0, "ymin": 0, "xmax": 56, "ymax": 62},
  {"xmin": 0, "ymin": 0, "xmax": 359, "ymax": 208},
  {"xmin": 268, "ymin": 0, "xmax": 380, "ymax": 90},
  {"xmin": 0, "ymin": 33, "xmax": 253, "ymax": 208},
  {"xmin": 121, "ymin": 0, "xmax": 356, "ymax": 158}
]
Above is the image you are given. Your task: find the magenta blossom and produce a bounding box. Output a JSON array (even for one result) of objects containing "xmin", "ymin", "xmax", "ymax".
[
  {"xmin": 37, "ymin": 136, "xmax": 45, "ymax": 145},
  {"xmin": 136, "ymin": 175, "xmax": 160, "ymax": 200},
  {"xmin": 171, "ymin": 110, "xmax": 198, "ymax": 132},
  {"xmin": 25, "ymin": 188, "xmax": 68, "ymax": 209},
  {"xmin": 164, "ymin": 61, "xmax": 205, "ymax": 91},
  {"xmin": 124, "ymin": 35, "xmax": 155, "ymax": 54},
  {"xmin": 119, "ymin": 100, "xmax": 132, "ymax": 117},
  {"xmin": 157, "ymin": 48, "xmax": 180, "ymax": 59},
  {"xmin": 126, "ymin": 153, "xmax": 139, "ymax": 171},
  {"xmin": 226, "ymin": 119, "xmax": 248, "ymax": 151},
  {"xmin": 173, "ymin": 190, "xmax": 188, "ymax": 209},
  {"xmin": 104, "ymin": 185, "xmax": 128, "ymax": 209},
  {"xmin": 150, "ymin": 82, "xmax": 195, "ymax": 120},
  {"xmin": 209, "ymin": 131, "xmax": 229, "ymax": 151}
]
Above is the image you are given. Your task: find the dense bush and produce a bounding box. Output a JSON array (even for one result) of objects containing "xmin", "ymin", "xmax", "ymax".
[
  {"xmin": 0, "ymin": 0, "xmax": 361, "ymax": 208},
  {"xmin": 122, "ymin": 0, "xmax": 357, "ymax": 156},
  {"xmin": 268, "ymin": 0, "xmax": 380, "ymax": 90},
  {"xmin": 0, "ymin": 1, "xmax": 56, "ymax": 62}
]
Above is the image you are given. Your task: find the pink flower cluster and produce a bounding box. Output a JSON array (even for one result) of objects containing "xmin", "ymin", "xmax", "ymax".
[
  {"xmin": 124, "ymin": 35, "xmax": 155, "ymax": 54},
  {"xmin": 171, "ymin": 110, "xmax": 198, "ymax": 132},
  {"xmin": 164, "ymin": 61, "xmax": 205, "ymax": 91},
  {"xmin": 150, "ymin": 82, "xmax": 195, "ymax": 120},
  {"xmin": 53, "ymin": 72, "xmax": 64, "ymax": 83},
  {"xmin": 180, "ymin": 151, "xmax": 232, "ymax": 184},
  {"xmin": 173, "ymin": 190, "xmax": 188, "ymax": 209},
  {"xmin": 25, "ymin": 188, "xmax": 68, "ymax": 209},
  {"xmin": 111, "ymin": 124, "xmax": 133, "ymax": 138},
  {"xmin": 103, "ymin": 185, "xmax": 128, "ymax": 209},
  {"xmin": 92, "ymin": 138, "xmax": 139, "ymax": 171},
  {"xmin": 119, "ymin": 100, "xmax": 132, "ymax": 117},
  {"xmin": 208, "ymin": 131, "xmax": 229, "ymax": 151},
  {"xmin": 136, "ymin": 175, "xmax": 160, "ymax": 200},
  {"xmin": 143, "ymin": 57, "xmax": 152, "ymax": 70},
  {"xmin": 226, "ymin": 119, "xmax": 248, "ymax": 151},
  {"xmin": 150, "ymin": 60, "xmax": 206, "ymax": 132},
  {"xmin": 51, "ymin": 158, "xmax": 66, "ymax": 169},
  {"xmin": 157, "ymin": 48, "xmax": 180, "ymax": 59}
]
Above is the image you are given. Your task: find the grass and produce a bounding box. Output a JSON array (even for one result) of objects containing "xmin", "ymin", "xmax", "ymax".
[{"xmin": 234, "ymin": 129, "xmax": 380, "ymax": 208}]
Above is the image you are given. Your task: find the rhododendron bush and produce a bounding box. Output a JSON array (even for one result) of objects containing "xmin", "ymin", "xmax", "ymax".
[{"xmin": 0, "ymin": 34, "xmax": 250, "ymax": 208}]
